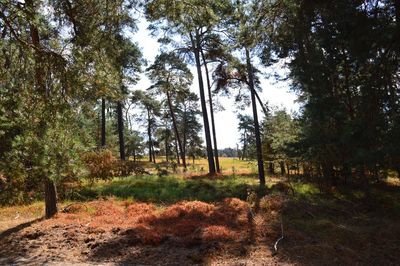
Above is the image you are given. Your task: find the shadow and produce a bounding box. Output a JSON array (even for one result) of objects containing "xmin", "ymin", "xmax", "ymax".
[
  {"xmin": 0, "ymin": 217, "xmax": 43, "ymax": 240},
  {"xmin": 270, "ymin": 186, "xmax": 400, "ymax": 266},
  {"xmin": 88, "ymin": 199, "xmax": 254, "ymax": 265}
]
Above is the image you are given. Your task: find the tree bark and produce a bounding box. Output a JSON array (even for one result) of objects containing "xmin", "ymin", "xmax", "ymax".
[
  {"xmin": 101, "ymin": 98, "xmax": 106, "ymax": 147},
  {"xmin": 165, "ymin": 135, "xmax": 169, "ymax": 162},
  {"xmin": 44, "ymin": 178, "xmax": 57, "ymax": 218},
  {"xmin": 166, "ymin": 90, "xmax": 186, "ymax": 167},
  {"xmin": 174, "ymin": 138, "xmax": 180, "ymax": 164},
  {"xmin": 200, "ymin": 48, "xmax": 220, "ymax": 173},
  {"xmin": 152, "ymin": 144, "xmax": 156, "ymax": 163},
  {"xmin": 117, "ymin": 101, "xmax": 125, "ymax": 160},
  {"xmin": 147, "ymin": 109, "xmax": 153, "ymax": 162},
  {"xmin": 280, "ymin": 161, "xmax": 285, "ymax": 176},
  {"xmin": 242, "ymin": 131, "xmax": 247, "ymax": 160},
  {"xmin": 182, "ymin": 104, "xmax": 187, "ymax": 163},
  {"xmin": 190, "ymin": 31, "xmax": 215, "ymax": 174},
  {"xmin": 26, "ymin": 0, "xmax": 57, "ymax": 218},
  {"xmin": 269, "ymin": 162, "xmax": 275, "ymax": 175},
  {"xmin": 245, "ymin": 47, "xmax": 265, "ymax": 189}
]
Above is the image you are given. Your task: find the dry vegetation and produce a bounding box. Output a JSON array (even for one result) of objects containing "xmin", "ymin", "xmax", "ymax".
[
  {"xmin": 1, "ymin": 159, "xmax": 400, "ymax": 265},
  {"xmin": 0, "ymin": 171, "xmax": 400, "ymax": 265}
]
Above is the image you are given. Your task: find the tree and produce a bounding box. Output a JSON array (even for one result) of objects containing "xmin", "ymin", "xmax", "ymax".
[
  {"xmin": 263, "ymin": 108, "xmax": 300, "ymax": 176},
  {"xmin": 145, "ymin": 0, "xmax": 232, "ymax": 174},
  {"xmin": 131, "ymin": 90, "xmax": 161, "ymax": 163},
  {"xmin": 125, "ymin": 130, "xmax": 145, "ymax": 162},
  {"xmin": 147, "ymin": 52, "xmax": 193, "ymax": 167},
  {"xmin": 264, "ymin": 0, "xmax": 400, "ymax": 186},
  {"xmin": 0, "ymin": 0, "xmax": 142, "ymax": 215},
  {"xmin": 237, "ymin": 114, "xmax": 256, "ymax": 160},
  {"xmin": 176, "ymin": 91, "xmax": 203, "ymax": 164}
]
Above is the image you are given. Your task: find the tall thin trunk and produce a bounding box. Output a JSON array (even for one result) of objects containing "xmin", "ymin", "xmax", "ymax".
[
  {"xmin": 245, "ymin": 47, "xmax": 265, "ymax": 189},
  {"xmin": 117, "ymin": 101, "xmax": 125, "ymax": 160},
  {"xmin": 26, "ymin": 0, "xmax": 57, "ymax": 218},
  {"xmin": 242, "ymin": 131, "xmax": 247, "ymax": 160},
  {"xmin": 200, "ymin": 48, "xmax": 220, "ymax": 173},
  {"xmin": 174, "ymin": 138, "xmax": 181, "ymax": 164},
  {"xmin": 166, "ymin": 90, "xmax": 186, "ymax": 167},
  {"xmin": 152, "ymin": 145, "xmax": 156, "ymax": 163},
  {"xmin": 182, "ymin": 104, "xmax": 188, "ymax": 164},
  {"xmin": 269, "ymin": 162, "xmax": 275, "ymax": 175},
  {"xmin": 280, "ymin": 161, "xmax": 285, "ymax": 176},
  {"xmin": 125, "ymin": 102, "xmax": 133, "ymax": 131},
  {"xmin": 147, "ymin": 109, "xmax": 153, "ymax": 163},
  {"xmin": 101, "ymin": 98, "xmax": 106, "ymax": 147},
  {"xmin": 165, "ymin": 134, "xmax": 169, "ymax": 162},
  {"xmin": 254, "ymin": 90, "xmax": 269, "ymax": 116},
  {"xmin": 190, "ymin": 31, "xmax": 215, "ymax": 174}
]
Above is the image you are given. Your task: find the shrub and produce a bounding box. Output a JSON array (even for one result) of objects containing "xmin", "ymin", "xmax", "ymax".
[
  {"xmin": 82, "ymin": 150, "xmax": 150, "ymax": 182},
  {"xmin": 81, "ymin": 149, "xmax": 116, "ymax": 182},
  {"xmin": 114, "ymin": 160, "xmax": 150, "ymax": 176}
]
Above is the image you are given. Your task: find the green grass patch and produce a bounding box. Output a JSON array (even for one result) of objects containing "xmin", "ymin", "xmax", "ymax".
[{"xmin": 72, "ymin": 174, "xmax": 261, "ymax": 203}]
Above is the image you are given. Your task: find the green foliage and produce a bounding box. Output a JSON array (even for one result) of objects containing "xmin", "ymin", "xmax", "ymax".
[
  {"xmin": 263, "ymin": 108, "xmax": 301, "ymax": 172},
  {"xmin": 237, "ymin": 114, "xmax": 256, "ymax": 159},
  {"xmin": 73, "ymin": 174, "xmax": 258, "ymax": 203},
  {"xmin": 263, "ymin": 0, "xmax": 400, "ymax": 183}
]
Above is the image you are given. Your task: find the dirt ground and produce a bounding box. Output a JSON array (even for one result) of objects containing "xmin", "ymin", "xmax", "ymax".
[{"xmin": 0, "ymin": 195, "xmax": 399, "ymax": 265}]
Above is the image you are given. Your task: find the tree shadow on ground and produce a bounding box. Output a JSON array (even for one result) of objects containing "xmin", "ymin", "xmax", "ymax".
[
  {"xmin": 87, "ymin": 198, "xmax": 263, "ymax": 265},
  {"xmin": 1, "ymin": 181, "xmax": 399, "ymax": 265},
  {"xmin": 271, "ymin": 184, "xmax": 400, "ymax": 266},
  {"xmin": 0, "ymin": 217, "xmax": 43, "ymax": 240}
]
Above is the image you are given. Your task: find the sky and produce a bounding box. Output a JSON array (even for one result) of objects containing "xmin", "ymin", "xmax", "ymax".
[{"xmin": 129, "ymin": 18, "xmax": 300, "ymax": 149}]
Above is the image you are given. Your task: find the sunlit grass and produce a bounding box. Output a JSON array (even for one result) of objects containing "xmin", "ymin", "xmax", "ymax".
[{"xmin": 75, "ymin": 174, "xmax": 262, "ymax": 203}]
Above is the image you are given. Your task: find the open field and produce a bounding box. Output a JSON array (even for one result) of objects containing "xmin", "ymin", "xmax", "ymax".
[{"xmin": 1, "ymin": 162, "xmax": 400, "ymax": 265}]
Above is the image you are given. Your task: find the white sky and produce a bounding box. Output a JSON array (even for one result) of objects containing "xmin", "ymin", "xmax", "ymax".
[{"xmin": 129, "ymin": 19, "xmax": 300, "ymax": 149}]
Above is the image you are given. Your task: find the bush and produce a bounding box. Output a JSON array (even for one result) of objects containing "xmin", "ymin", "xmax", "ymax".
[
  {"xmin": 82, "ymin": 149, "xmax": 116, "ymax": 182},
  {"xmin": 82, "ymin": 150, "xmax": 150, "ymax": 182}
]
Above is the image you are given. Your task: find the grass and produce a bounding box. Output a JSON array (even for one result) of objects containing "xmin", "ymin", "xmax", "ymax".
[
  {"xmin": 135, "ymin": 156, "xmax": 257, "ymax": 175},
  {"xmin": 0, "ymin": 202, "xmax": 44, "ymax": 233},
  {"xmin": 74, "ymin": 174, "xmax": 261, "ymax": 203},
  {"xmin": 1, "ymin": 160, "xmax": 400, "ymax": 265}
]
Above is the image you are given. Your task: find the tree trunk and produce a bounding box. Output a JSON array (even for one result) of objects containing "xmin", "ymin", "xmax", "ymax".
[
  {"xmin": 147, "ymin": 109, "xmax": 153, "ymax": 163},
  {"xmin": 117, "ymin": 101, "xmax": 125, "ymax": 160},
  {"xmin": 245, "ymin": 47, "xmax": 265, "ymax": 188},
  {"xmin": 166, "ymin": 90, "xmax": 186, "ymax": 167},
  {"xmin": 44, "ymin": 178, "xmax": 57, "ymax": 218},
  {"xmin": 174, "ymin": 138, "xmax": 180, "ymax": 165},
  {"xmin": 26, "ymin": 0, "xmax": 57, "ymax": 218},
  {"xmin": 242, "ymin": 131, "xmax": 247, "ymax": 160},
  {"xmin": 269, "ymin": 162, "xmax": 275, "ymax": 175},
  {"xmin": 101, "ymin": 98, "xmax": 106, "ymax": 147},
  {"xmin": 152, "ymin": 145, "xmax": 156, "ymax": 163},
  {"xmin": 182, "ymin": 102, "xmax": 188, "ymax": 164},
  {"xmin": 280, "ymin": 161, "xmax": 285, "ymax": 176},
  {"xmin": 190, "ymin": 31, "xmax": 216, "ymax": 174},
  {"xmin": 165, "ymin": 136, "xmax": 169, "ymax": 162},
  {"xmin": 200, "ymin": 48, "xmax": 220, "ymax": 173}
]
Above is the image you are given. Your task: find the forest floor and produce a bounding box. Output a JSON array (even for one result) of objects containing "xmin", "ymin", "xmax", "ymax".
[{"xmin": 1, "ymin": 161, "xmax": 400, "ymax": 265}]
